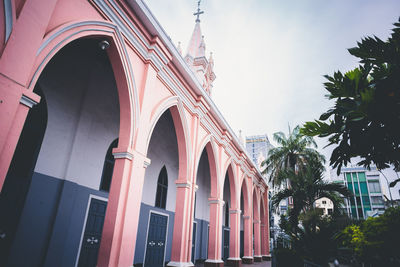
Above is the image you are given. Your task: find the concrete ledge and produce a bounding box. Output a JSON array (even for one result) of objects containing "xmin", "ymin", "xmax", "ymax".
[
  {"xmin": 227, "ymin": 257, "xmax": 242, "ymax": 267},
  {"xmin": 262, "ymin": 255, "xmax": 272, "ymax": 261},
  {"xmin": 254, "ymin": 255, "xmax": 262, "ymax": 262},
  {"xmin": 241, "ymin": 256, "xmax": 253, "ymax": 264},
  {"xmin": 205, "ymin": 259, "xmax": 224, "ymax": 267},
  {"xmin": 167, "ymin": 261, "xmax": 194, "ymax": 267}
]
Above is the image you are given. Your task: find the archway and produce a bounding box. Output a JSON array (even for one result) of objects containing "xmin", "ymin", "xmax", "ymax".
[
  {"xmin": 253, "ymin": 188, "xmax": 262, "ymax": 261},
  {"xmin": 221, "ymin": 163, "xmax": 239, "ymax": 264},
  {"xmin": 240, "ymin": 177, "xmax": 252, "ymax": 263},
  {"xmin": 134, "ymin": 108, "xmax": 181, "ymax": 266},
  {"xmin": 0, "ymin": 37, "xmax": 127, "ymax": 267},
  {"xmin": 192, "ymin": 148, "xmax": 212, "ymax": 263}
]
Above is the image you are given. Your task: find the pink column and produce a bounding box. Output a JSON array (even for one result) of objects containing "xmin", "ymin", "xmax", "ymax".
[
  {"xmin": 262, "ymin": 195, "xmax": 271, "ymax": 260},
  {"xmin": 168, "ymin": 181, "xmax": 193, "ymax": 266},
  {"xmin": 261, "ymin": 222, "xmax": 266, "ymax": 256},
  {"xmin": 253, "ymin": 219, "xmax": 262, "ymax": 262},
  {"xmin": 227, "ymin": 209, "xmax": 241, "ymax": 267},
  {"xmin": 185, "ymin": 184, "xmax": 198, "ymax": 265},
  {"xmin": 0, "ymin": 0, "xmax": 60, "ymax": 84},
  {"xmin": 242, "ymin": 215, "xmax": 253, "ymax": 264},
  {"xmin": 205, "ymin": 198, "xmax": 224, "ymax": 267},
  {"xmin": 98, "ymin": 149, "xmax": 150, "ymax": 267},
  {"xmin": 0, "ymin": 77, "xmax": 40, "ymax": 191}
]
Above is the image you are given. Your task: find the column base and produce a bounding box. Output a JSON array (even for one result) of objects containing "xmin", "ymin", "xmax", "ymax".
[
  {"xmin": 167, "ymin": 261, "xmax": 194, "ymax": 267},
  {"xmin": 204, "ymin": 259, "xmax": 224, "ymax": 267},
  {"xmin": 254, "ymin": 255, "xmax": 262, "ymax": 262},
  {"xmin": 262, "ymin": 255, "xmax": 272, "ymax": 261},
  {"xmin": 241, "ymin": 256, "xmax": 253, "ymax": 264},
  {"xmin": 227, "ymin": 257, "xmax": 242, "ymax": 267}
]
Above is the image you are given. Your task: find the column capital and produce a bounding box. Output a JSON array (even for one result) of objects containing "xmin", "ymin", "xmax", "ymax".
[
  {"xmin": 229, "ymin": 209, "xmax": 241, "ymax": 214},
  {"xmin": 175, "ymin": 181, "xmax": 191, "ymax": 188},
  {"xmin": 113, "ymin": 150, "xmax": 134, "ymax": 160},
  {"xmin": 208, "ymin": 197, "xmax": 224, "ymax": 205},
  {"xmin": 19, "ymin": 90, "xmax": 41, "ymax": 108},
  {"xmin": 20, "ymin": 94, "xmax": 39, "ymax": 108},
  {"xmin": 143, "ymin": 158, "xmax": 151, "ymax": 168},
  {"xmin": 112, "ymin": 148, "xmax": 151, "ymax": 167},
  {"xmin": 243, "ymin": 215, "xmax": 251, "ymax": 220},
  {"xmin": 253, "ymin": 220, "xmax": 261, "ymax": 224}
]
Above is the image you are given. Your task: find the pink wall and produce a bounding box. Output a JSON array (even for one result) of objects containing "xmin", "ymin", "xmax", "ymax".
[{"xmin": 0, "ymin": 0, "xmax": 270, "ymax": 265}]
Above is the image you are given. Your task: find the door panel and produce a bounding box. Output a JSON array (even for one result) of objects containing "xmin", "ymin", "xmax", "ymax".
[
  {"xmin": 77, "ymin": 198, "xmax": 107, "ymax": 267},
  {"xmin": 144, "ymin": 213, "xmax": 168, "ymax": 267},
  {"xmin": 192, "ymin": 222, "xmax": 197, "ymax": 263},
  {"xmin": 223, "ymin": 228, "xmax": 229, "ymax": 260}
]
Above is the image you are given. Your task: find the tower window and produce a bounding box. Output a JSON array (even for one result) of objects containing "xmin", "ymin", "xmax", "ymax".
[
  {"xmin": 100, "ymin": 138, "xmax": 118, "ymax": 192},
  {"xmin": 155, "ymin": 166, "xmax": 168, "ymax": 209}
]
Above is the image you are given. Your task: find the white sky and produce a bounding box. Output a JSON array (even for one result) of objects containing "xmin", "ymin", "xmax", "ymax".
[{"xmin": 145, "ymin": 0, "xmax": 400, "ymax": 195}]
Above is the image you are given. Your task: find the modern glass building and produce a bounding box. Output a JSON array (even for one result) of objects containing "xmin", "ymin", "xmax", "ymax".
[
  {"xmin": 332, "ymin": 167, "xmax": 385, "ymax": 219},
  {"xmin": 245, "ymin": 134, "xmax": 273, "ymax": 167}
]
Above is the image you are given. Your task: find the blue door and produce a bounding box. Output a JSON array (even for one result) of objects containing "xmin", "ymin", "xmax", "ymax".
[
  {"xmin": 191, "ymin": 222, "xmax": 197, "ymax": 263},
  {"xmin": 77, "ymin": 198, "xmax": 107, "ymax": 267},
  {"xmin": 240, "ymin": 230, "xmax": 244, "ymax": 257},
  {"xmin": 145, "ymin": 213, "xmax": 168, "ymax": 267},
  {"xmin": 223, "ymin": 228, "xmax": 230, "ymax": 260}
]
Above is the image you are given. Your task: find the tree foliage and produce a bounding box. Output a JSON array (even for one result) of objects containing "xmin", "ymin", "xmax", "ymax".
[
  {"xmin": 271, "ymin": 158, "xmax": 351, "ymax": 235},
  {"xmin": 338, "ymin": 207, "xmax": 400, "ymax": 267},
  {"xmin": 301, "ymin": 18, "xmax": 400, "ymax": 174},
  {"xmin": 262, "ymin": 125, "xmax": 325, "ymax": 187}
]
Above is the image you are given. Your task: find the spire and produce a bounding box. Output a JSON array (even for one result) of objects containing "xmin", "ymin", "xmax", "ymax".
[
  {"xmin": 185, "ymin": 22, "xmax": 203, "ymax": 59},
  {"xmin": 184, "ymin": 0, "xmax": 216, "ymax": 96},
  {"xmin": 196, "ymin": 35, "xmax": 206, "ymax": 58}
]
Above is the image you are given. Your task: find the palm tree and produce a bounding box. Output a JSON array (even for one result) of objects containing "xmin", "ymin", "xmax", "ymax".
[
  {"xmin": 262, "ymin": 125, "xmax": 325, "ymax": 188},
  {"xmin": 271, "ymin": 158, "xmax": 351, "ymax": 235}
]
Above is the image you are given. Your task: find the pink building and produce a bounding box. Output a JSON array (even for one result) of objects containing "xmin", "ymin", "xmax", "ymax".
[{"xmin": 0, "ymin": 0, "xmax": 270, "ymax": 266}]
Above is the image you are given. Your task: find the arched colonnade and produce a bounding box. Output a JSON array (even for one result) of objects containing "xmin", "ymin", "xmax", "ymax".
[{"xmin": 0, "ymin": 1, "xmax": 270, "ymax": 266}]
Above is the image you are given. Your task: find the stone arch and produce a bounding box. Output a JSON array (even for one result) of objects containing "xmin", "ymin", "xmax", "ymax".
[
  {"xmin": 260, "ymin": 193, "xmax": 266, "ymax": 221},
  {"xmin": 28, "ymin": 20, "xmax": 137, "ymax": 149},
  {"xmin": 194, "ymin": 136, "xmax": 219, "ymax": 198},
  {"xmin": 253, "ymin": 186, "xmax": 261, "ymax": 219},
  {"xmin": 1, "ymin": 32, "xmax": 129, "ymax": 266},
  {"xmin": 145, "ymin": 96, "xmax": 190, "ymax": 181},
  {"xmin": 221, "ymin": 161, "xmax": 239, "ymax": 210},
  {"xmin": 240, "ymin": 175, "xmax": 251, "ymax": 214}
]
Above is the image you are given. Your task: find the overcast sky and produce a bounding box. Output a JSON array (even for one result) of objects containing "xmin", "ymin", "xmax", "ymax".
[{"xmin": 145, "ymin": 0, "xmax": 400, "ymax": 188}]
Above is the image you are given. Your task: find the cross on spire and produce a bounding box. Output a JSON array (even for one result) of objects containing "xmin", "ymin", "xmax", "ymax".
[{"xmin": 193, "ymin": 0, "xmax": 204, "ymax": 23}]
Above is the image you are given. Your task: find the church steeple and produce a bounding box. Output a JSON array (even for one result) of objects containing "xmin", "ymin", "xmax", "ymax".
[{"xmin": 184, "ymin": 0, "xmax": 216, "ymax": 96}]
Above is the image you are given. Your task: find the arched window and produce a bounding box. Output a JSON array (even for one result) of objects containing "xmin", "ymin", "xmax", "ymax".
[
  {"xmin": 100, "ymin": 138, "xmax": 118, "ymax": 192},
  {"xmin": 155, "ymin": 166, "xmax": 168, "ymax": 209},
  {"xmin": 225, "ymin": 202, "xmax": 229, "ymax": 227}
]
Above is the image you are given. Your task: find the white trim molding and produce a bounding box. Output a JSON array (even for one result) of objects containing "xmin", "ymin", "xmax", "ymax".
[
  {"xmin": 176, "ymin": 181, "xmax": 191, "ymax": 188},
  {"xmin": 229, "ymin": 209, "xmax": 241, "ymax": 214},
  {"xmin": 205, "ymin": 259, "xmax": 224, "ymax": 263},
  {"xmin": 208, "ymin": 198, "xmax": 224, "ymax": 205},
  {"xmin": 20, "ymin": 95, "xmax": 39, "ymax": 108},
  {"xmin": 143, "ymin": 157, "xmax": 151, "ymax": 168},
  {"xmin": 4, "ymin": 0, "xmax": 12, "ymax": 43},
  {"xmin": 113, "ymin": 151, "xmax": 134, "ymax": 160},
  {"xmin": 167, "ymin": 261, "xmax": 194, "ymax": 267},
  {"xmin": 227, "ymin": 257, "xmax": 241, "ymax": 261}
]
